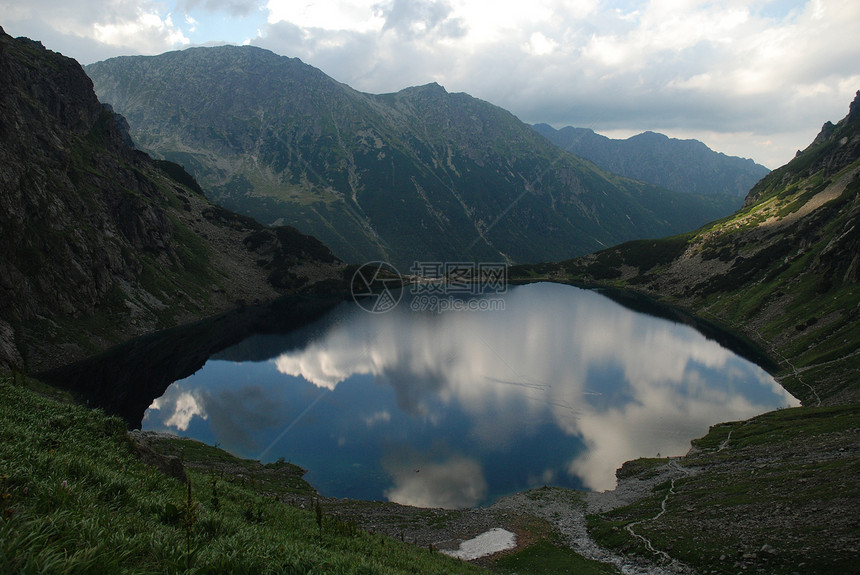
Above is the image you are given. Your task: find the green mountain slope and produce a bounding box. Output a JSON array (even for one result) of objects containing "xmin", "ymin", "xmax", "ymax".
[
  {"xmin": 85, "ymin": 46, "xmax": 739, "ymax": 268},
  {"xmin": 0, "ymin": 28, "xmax": 345, "ymax": 373},
  {"xmin": 533, "ymin": 124, "xmax": 769, "ymax": 198},
  {"xmin": 516, "ymin": 91, "xmax": 860, "ymax": 405}
]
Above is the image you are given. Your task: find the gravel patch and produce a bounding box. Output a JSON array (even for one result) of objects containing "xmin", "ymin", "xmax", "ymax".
[{"xmin": 490, "ymin": 461, "xmax": 697, "ymax": 575}]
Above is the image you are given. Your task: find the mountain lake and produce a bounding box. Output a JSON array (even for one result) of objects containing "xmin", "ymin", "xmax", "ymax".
[{"xmin": 138, "ymin": 282, "xmax": 798, "ymax": 508}]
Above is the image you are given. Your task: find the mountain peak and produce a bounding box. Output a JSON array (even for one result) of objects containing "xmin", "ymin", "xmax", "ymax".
[
  {"xmin": 849, "ymin": 89, "xmax": 860, "ymax": 120},
  {"xmin": 634, "ymin": 130, "xmax": 668, "ymax": 141},
  {"xmin": 422, "ymin": 81, "xmax": 447, "ymax": 91},
  {"xmin": 401, "ymin": 81, "xmax": 449, "ymax": 96},
  {"xmin": 776, "ymin": 88, "xmax": 860, "ymax": 189},
  {"xmin": 86, "ymin": 44, "xmax": 741, "ymax": 268}
]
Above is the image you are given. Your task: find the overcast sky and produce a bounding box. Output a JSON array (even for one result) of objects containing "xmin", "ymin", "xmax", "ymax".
[{"xmin": 3, "ymin": 0, "xmax": 859, "ymax": 168}]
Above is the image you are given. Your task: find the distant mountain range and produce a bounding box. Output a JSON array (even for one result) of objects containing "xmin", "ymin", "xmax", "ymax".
[
  {"xmin": 517, "ymin": 91, "xmax": 860, "ymax": 405},
  {"xmin": 85, "ymin": 46, "xmax": 741, "ymax": 268},
  {"xmin": 0, "ymin": 28, "xmax": 344, "ymax": 372},
  {"xmin": 532, "ymin": 124, "xmax": 770, "ymax": 198}
]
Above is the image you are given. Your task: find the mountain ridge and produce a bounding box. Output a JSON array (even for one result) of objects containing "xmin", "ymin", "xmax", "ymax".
[
  {"xmin": 85, "ymin": 45, "xmax": 741, "ymax": 268},
  {"xmin": 533, "ymin": 123, "xmax": 769, "ymax": 198}
]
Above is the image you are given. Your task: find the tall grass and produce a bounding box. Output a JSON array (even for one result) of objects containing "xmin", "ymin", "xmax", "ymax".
[{"xmin": 0, "ymin": 377, "xmax": 483, "ymax": 574}]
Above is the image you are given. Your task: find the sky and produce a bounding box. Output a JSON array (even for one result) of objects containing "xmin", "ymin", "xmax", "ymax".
[{"xmin": 2, "ymin": 0, "xmax": 859, "ymax": 169}]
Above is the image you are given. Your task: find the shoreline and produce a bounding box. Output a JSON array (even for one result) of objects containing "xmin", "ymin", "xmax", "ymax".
[
  {"xmin": 129, "ymin": 401, "xmax": 859, "ymax": 573},
  {"xmin": 124, "ymin": 430, "xmax": 703, "ymax": 573}
]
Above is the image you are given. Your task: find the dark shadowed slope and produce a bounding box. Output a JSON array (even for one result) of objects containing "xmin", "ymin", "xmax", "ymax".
[{"xmin": 0, "ymin": 29, "xmax": 345, "ymax": 372}]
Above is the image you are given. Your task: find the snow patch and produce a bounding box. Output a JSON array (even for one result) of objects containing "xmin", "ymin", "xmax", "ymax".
[{"xmin": 439, "ymin": 527, "xmax": 517, "ymax": 560}]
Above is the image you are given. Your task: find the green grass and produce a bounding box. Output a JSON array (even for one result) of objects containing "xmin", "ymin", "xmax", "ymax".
[
  {"xmin": 586, "ymin": 404, "xmax": 860, "ymax": 575},
  {"xmin": 0, "ymin": 378, "xmax": 486, "ymax": 574},
  {"xmin": 614, "ymin": 458, "xmax": 666, "ymax": 481},
  {"xmin": 690, "ymin": 405, "xmax": 860, "ymax": 450},
  {"xmin": 493, "ymin": 540, "xmax": 620, "ymax": 575},
  {"xmin": 149, "ymin": 437, "xmax": 317, "ymax": 498}
]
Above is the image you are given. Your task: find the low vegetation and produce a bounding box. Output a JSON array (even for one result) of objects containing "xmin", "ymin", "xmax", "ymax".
[
  {"xmin": 586, "ymin": 405, "xmax": 860, "ymax": 575},
  {"xmin": 494, "ymin": 540, "xmax": 619, "ymax": 575},
  {"xmin": 3, "ymin": 376, "xmax": 622, "ymax": 574},
  {"xmin": 0, "ymin": 377, "xmax": 486, "ymax": 574}
]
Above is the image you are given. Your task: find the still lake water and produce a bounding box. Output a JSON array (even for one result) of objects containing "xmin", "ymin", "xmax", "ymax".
[{"xmin": 143, "ymin": 283, "xmax": 797, "ymax": 508}]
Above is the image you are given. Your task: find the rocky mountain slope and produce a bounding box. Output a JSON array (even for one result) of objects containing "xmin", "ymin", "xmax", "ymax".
[
  {"xmin": 0, "ymin": 28, "xmax": 345, "ymax": 373},
  {"xmin": 515, "ymin": 91, "xmax": 860, "ymax": 406},
  {"xmin": 85, "ymin": 46, "xmax": 739, "ymax": 268},
  {"xmin": 533, "ymin": 124, "xmax": 770, "ymax": 198}
]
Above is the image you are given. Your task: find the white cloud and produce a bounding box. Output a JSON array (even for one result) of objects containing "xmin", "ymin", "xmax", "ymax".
[
  {"xmin": 364, "ymin": 410, "xmax": 391, "ymax": 427},
  {"xmin": 1, "ymin": 0, "xmax": 191, "ymax": 60},
  {"xmin": 152, "ymin": 389, "xmax": 207, "ymax": 431},
  {"xmin": 523, "ymin": 32, "xmax": 558, "ymax": 56},
  {"xmin": 3, "ymin": 0, "xmax": 859, "ymax": 168},
  {"xmin": 384, "ymin": 456, "xmax": 487, "ymax": 508},
  {"xmin": 266, "ymin": 0, "xmax": 385, "ymax": 31},
  {"xmin": 92, "ymin": 9, "xmax": 189, "ymax": 48},
  {"xmin": 179, "ymin": 0, "xmax": 262, "ymax": 18}
]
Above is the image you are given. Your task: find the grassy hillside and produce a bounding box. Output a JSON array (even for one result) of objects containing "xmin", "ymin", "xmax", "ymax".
[
  {"xmin": 0, "ymin": 377, "xmax": 485, "ymax": 574},
  {"xmin": 587, "ymin": 404, "xmax": 860, "ymax": 574}
]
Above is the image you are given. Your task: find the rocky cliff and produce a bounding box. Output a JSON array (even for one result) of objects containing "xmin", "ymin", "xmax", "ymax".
[{"xmin": 0, "ymin": 28, "xmax": 345, "ymax": 373}]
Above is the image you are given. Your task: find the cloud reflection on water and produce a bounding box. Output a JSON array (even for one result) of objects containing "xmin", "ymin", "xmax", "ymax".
[
  {"xmin": 270, "ymin": 284, "xmax": 796, "ymax": 493},
  {"xmin": 149, "ymin": 390, "xmax": 205, "ymax": 432},
  {"xmin": 145, "ymin": 283, "xmax": 797, "ymax": 504},
  {"xmin": 384, "ymin": 455, "xmax": 488, "ymax": 509}
]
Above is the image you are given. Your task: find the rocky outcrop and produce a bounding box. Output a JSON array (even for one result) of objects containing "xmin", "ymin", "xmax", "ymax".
[
  {"xmin": 0, "ymin": 28, "xmax": 345, "ymax": 373},
  {"xmin": 746, "ymin": 91, "xmax": 860, "ymax": 207}
]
